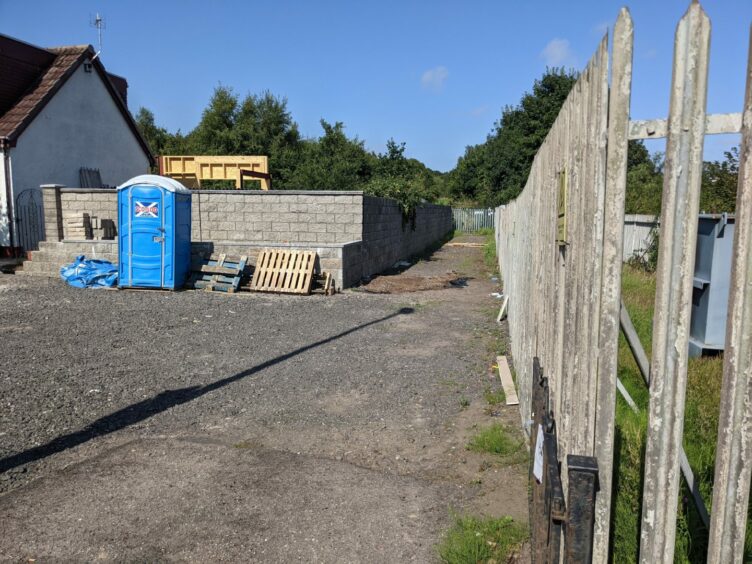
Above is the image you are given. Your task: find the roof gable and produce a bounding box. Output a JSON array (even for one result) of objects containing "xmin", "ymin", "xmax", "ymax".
[
  {"xmin": 0, "ymin": 45, "xmax": 89, "ymax": 144},
  {"xmin": 0, "ymin": 34, "xmax": 56, "ymax": 117},
  {"xmin": 0, "ymin": 34, "xmax": 153, "ymax": 165}
]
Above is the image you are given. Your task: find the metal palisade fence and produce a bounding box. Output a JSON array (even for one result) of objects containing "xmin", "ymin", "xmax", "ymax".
[
  {"xmin": 494, "ymin": 3, "xmax": 752, "ymax": 562},
  {"xmin": 451, "ymin": 207, "xmax": 494, "ymax": 232}
]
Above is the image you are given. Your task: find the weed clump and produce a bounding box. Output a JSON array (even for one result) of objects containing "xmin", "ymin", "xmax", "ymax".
[
  {"xmin": 468, "ymin": 423, "xmax": 525, "ymax": 463},
  {"xmin": 437, "ymin": 514, "xmax": 528, "ymax": 563}
]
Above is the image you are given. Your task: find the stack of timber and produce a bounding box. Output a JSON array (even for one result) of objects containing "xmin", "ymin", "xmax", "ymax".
[
  {"xmin": 63, "ymin": 213, "xmax": 92, "ymax": 240},
  {"xmin": 189, "ymin": 253, "xmax": 248, "ymax": 293},
  {"xmin": 250, "ymin": 249, "xmax": 316, "ymax": 295}
]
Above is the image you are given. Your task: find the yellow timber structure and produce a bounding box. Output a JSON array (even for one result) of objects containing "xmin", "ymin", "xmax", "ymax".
[{"xmin": 158, "ymin": 155, "xmax": 271, "ymax": 190}]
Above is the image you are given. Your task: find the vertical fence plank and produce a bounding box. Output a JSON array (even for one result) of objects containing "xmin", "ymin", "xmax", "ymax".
[
  {"xmin": 707, "ymin": 24, "xmax": 752, "ymax": 564},
  {"xmin": 639, "ymin": 4, "xmax": 710, "ymax": 562},
  {"xmin": 584, "ymin": 36, "xmax": 609, "ymax": 455},
  {"xmin": 592, "ymin": 9, "xmax": 633, "ymax": 562}
]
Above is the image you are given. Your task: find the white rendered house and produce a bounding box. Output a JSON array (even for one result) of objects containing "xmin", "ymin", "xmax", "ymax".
[{"xmin": 0, "ymin": 34, "xmax": 153, "ymax": 253}]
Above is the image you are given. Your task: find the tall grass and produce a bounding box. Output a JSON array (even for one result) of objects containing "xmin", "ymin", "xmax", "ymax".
[
  {"xmin": 437, "ymin": 515, "xmax": 528, "ymax": 563},
  {"xmin": 612, "ymin": 265, "xmax": 750, "ymax": 562},
  {"xmin": 483, "ymin": 232, "xmax": 497, "ymax": 271}
]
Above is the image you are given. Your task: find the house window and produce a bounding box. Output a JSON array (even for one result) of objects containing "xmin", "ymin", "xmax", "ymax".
[{"xmin": 84, "ymin": 62, "xmax": 92, "ymax": 73}]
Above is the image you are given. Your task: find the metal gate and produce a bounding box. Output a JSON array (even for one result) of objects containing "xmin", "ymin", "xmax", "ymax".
[
  {"xmin": 14, "ymin": 189, "xmax": 44, "ymax": 251},
  {"xmin": 451, "ymin": 208, "xmax": 494, "ymax": 232}
]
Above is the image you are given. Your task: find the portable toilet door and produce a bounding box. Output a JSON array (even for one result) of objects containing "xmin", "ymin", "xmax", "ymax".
[{"xmin": 117, "ymin": 174, "xmax": 192, "ymax": 289}]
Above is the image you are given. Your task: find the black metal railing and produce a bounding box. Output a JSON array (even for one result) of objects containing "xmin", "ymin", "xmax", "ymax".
[{"xmin": 528, "ymin": 357, "xmax": 599, "ymax": 563}]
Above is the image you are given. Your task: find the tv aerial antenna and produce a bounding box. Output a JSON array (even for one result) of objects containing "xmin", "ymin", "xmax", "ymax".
[{"xmin": 89, "ymin": 13, "xmax": 105, "ymax": 61}]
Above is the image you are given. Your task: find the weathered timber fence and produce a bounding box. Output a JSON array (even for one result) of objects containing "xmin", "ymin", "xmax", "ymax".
[
  {"xmin": 451, "ymin": 207, "xmax": 494, "ymax": 232},
  {"xmin": 495, "ymin": 3, "xmax": 752, "ymax": 562}
]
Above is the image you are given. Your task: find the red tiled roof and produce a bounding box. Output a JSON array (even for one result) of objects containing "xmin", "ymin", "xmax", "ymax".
[
  {"xmin": 0, "ymin": 45, "xmax": 89, "ymax": 140},
  {"xmin": 0, "ymin": 35, "xmax": 153, "ymax": 165},
  {"xmin": 0, "ymin": 34, "xmax": 56, "ymax": 117}
]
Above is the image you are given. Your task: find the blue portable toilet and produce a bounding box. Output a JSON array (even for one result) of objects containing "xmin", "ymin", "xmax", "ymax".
[{"xmin": 117, "ymin": 174, "xmax": 192, "ymax": 289}]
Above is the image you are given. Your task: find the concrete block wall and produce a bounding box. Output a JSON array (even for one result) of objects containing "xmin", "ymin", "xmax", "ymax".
[
  {"xmin": 360, "ymin": 196, "xmax": 453, "ymax": 277},
  {"xmin": 41, "ymin": 186, "xmax": 363, "ymax": 246},
  {"xmin": 42, "ymin": 186, "xmax": 118, "ymax": 241},
  {"xmin": 38, "ymin": 186, "xmax": 452, "ymax": 287},
  {"xmin": 190, "ymin": 191, "xmax": 362, "ymax": 244}
]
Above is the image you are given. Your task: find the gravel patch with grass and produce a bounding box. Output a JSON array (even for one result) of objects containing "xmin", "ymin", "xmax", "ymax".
[{"xmin": 0, "ymin": 238, "xmax": 528, "ymax": 562}]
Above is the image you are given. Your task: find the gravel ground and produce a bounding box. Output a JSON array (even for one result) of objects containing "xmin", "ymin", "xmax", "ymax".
[{"xmin": 0, "ymin": 236, "xmax": 527, "ymax": 562}]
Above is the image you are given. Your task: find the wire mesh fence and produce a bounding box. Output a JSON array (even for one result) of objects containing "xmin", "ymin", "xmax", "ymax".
[{"xmin": 451, "ymin": 208, "xmax": 494, "ymax": 232}]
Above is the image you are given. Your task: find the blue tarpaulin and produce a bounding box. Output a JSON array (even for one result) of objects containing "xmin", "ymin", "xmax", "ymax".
[{"xmin": 60, "ymin": 255, "xmax": 118, "ymax": 288}]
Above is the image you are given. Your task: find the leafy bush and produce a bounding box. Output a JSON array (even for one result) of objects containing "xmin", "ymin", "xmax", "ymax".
[{"xmin": 363, "ymin": 176, "xmax": 426, "ymax": 228}]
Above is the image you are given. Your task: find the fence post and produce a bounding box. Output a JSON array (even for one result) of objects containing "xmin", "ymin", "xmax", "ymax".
[
  {"xmin": 639, "ymin": 4, "xmax": 710, "ymax": 562},
  {"xmin": 707, "ymin": 24, "xmax": 752, "ymax": 563},
  {"xmin": 592, "ymin": 9, "xmax": 633, "ymax": 561},
  {"xmin": 41, "ymin": 184, "xmax": 65, "ymax": 243}
]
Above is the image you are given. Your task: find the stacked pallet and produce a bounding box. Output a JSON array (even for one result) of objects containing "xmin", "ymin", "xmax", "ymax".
[
  {"xmin": 251, "ymin": 249, "xmax": 316, "ymax": 295},
  {"xmin": 189, "ymin": 253, "xmax": 248, "ymax": 293},
  {"xmin": 188, "ymin": 249, "xmax": 334, "ymax": 296}
]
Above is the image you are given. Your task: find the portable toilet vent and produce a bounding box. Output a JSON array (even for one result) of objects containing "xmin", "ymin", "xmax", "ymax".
[{"xmin": 117, "ymin": 174, "xmax": 192, "ymax": 289}]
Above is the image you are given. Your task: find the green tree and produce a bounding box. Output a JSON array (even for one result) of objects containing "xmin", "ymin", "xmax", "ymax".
[
  {"xmin": 700, "ymin": 147, "xmax": 739, "ymax": 213},
  {"xmin": 374, "ymin": 138, "xmax": 413, "ymax": 179},
  {"xmin": 134, "ymin": 107, "xmax": 189, "ymax": 163},
  {"xmin": 187, "ymin": 86, "xmax": 240, "ymax": 155},
  {"xmin": 286, "ymin": 120, "xmax": 373, "ymax": 190},
  {"xmin": 447, "ymin": 68, "xmax": 578, "ymax": 206},
  {"xmin": 625, "ymin": 141, "xmax": 663, "ymax": 215},
  {"xmin": 364, "ymin": 138, "xmax": 447, "ymax": 216},
  {"xmin": 235, "ymin": 91, "xmax": 302, "ymax": 188},
  {"xmin": 624, "ymin": 144, "xmax": 740, "ymax": 216},
  {"xmin": 487, "ymin": 68, "xmax": 577, "ymax": 205},
  {"xmin": 448, "ymin": 142, "xmax": 491, "ymax": 205}
]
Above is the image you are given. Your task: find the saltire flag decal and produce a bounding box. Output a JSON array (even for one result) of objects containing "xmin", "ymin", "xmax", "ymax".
[{"xmin": 135, "ymin": 201, "xmax": 159, "ymax": 218}]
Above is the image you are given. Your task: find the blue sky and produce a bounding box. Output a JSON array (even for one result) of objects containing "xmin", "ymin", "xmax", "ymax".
[{"xmin": 1, "ymin": 0, "xmax": 750, "ymax": 171}]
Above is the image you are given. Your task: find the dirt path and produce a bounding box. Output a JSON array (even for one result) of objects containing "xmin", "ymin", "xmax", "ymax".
[{"xmin": 0, "ymin": 235, "xmax": 527, "ymax": 562}]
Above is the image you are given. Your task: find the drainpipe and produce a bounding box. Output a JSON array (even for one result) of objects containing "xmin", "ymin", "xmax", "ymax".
[{"xmin": 1, "ymin": 137, "xmax": 15, "ymax": 251}]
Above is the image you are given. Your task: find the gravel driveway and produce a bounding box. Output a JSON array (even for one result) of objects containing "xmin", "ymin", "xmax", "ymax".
[{"xmin": 0, "ymin": 237, "xmax": 527, "ymax": 562}]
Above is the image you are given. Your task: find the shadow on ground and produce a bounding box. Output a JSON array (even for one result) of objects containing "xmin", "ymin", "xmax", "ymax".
[{"xmin": 0, "ymin": 307, "xmax": 413, "ymax": 474}]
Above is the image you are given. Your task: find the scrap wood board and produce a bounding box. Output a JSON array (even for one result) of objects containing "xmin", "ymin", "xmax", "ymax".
[
  {"xmin": 251, "ymin": 249, "xmax": 316, "ymax": 294},
  {"xmin": 496, "ymin": 355, "xmax": 519, "ymax": 406},
  {"xmin": 189, "ymin": 253, "xmax": 247, "ymax": 293}
]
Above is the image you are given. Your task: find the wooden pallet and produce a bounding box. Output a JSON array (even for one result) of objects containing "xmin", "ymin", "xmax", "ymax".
[
  {"xmin": 251, "ymin": 249, "xmax": 316, "ymax": 294},
  {"xmin": 189, "ymin": 253, "xmax": 248, "ymax": 293}
]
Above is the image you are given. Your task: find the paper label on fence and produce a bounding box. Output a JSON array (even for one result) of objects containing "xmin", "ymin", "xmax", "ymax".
[{"xmin": 533, "ymin": 424, "xmax": 544, "ymax": 483}]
